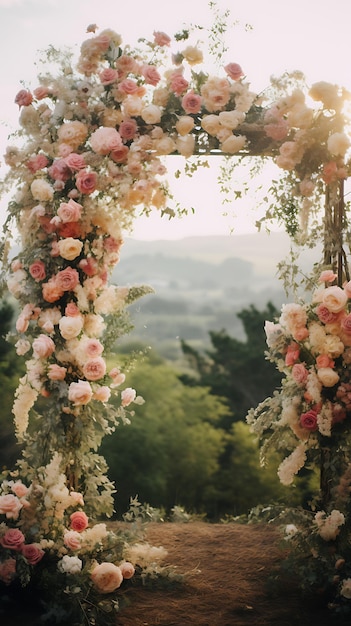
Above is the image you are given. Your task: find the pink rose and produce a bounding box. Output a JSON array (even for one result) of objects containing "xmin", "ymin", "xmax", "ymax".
[
  {"xmin": 285, "ymin": 343, "xmax": 300, "ymax": 366},
  {"xmin": 70, "ymin": 510, "xmax": 89, "ymax": 532},
  {"xmin": 119, "ymin": 119, "xmax": 138, "ymax": 141},
  {"xmin": 120, "ymin": 561, "xmax": 135, "ymax": 579},
  {"xmin": 91, "ymin": 562, "xmax": 123, "ymax": 593},
  {"xmin": 78, "ymin": 257, "xmax": 99, "ymax": 276},
  {"xmin": 16, "ymin": 315, "xmax": 29, "ymax": 333},
  {"xmin": 153, "ymin": 31, "xmax": 171, "ymax": 47},
  {"xmin": 121, "ymin": 387, "xmax": 136, "ymax": 407},
  {"xmin": 64, "ymin": 153, "xmax": 86, "ymax": 171},
  {"xmin": 29, "ymin": 260, "xmax": 46, "ymax": 282},
  {"xmin": 42, "ymin": 278, "xmax": 64, "ymax": 303},
  {"xmin": 118, "ymin": 78, "xmax": 139, "ymax": 95},
  {"xmin": 315, "ymin": 304, "xmax": 339, "ymax": 325},
  {"xmin": 82, "ymin": 357, "xmax": 106, "ymax": 381},
  {"xmin": 90, "ymin": 127, "xmax": 122, "ymax": 155},
  {"xmin": 33, "ymin": 86, "xmax": 49, "ymax": 100},
  {"xmin": 224, "ymin": 62, "xmax": 244, "ymax": 80},
  {"xmin": 93, "ymin": 386, "xmax": 111, "ymax": 402},
  {"xmin": 64, "ymin": 530, "xmax": 82, "ymax": 551},
  {"xmin": 0, "ymin": 558, "xmax": 16, "ymax": 584},
  {"xmin": 292, "ymin": 363, "xmax": 308, "ymax": 384},
  {"xmin": 68, "ymin": 380, "xmax": 93, "ymax": 405},
  {"xmin": 141, "ymin": 64, "xmax": 161, "ymax": 86},
  {"xmin": 15, "ymin": 89, "xmax": 33, "ymax": 107},
  {"xmin": 169, "ymin": 73, "xmax": 189, "ymax": 96},
  {"xmin": 0, "ymin": 529, "xmax": 25, "ymax": 551},
  {"xmin": 0, "ymin": 494, "xmax": 23, "ymax": 519},
  {"xmin": 76, "ymin": 169, "xmax": 98, "ymax": 194},
  {"xmin": 56, "ymin": 267, "xmax": 79, "ymax": 292},
  {"xmin": 26, "ymin": 154, "xmax": 49, "ymax": 173},
  {"xmin": 300, "ymin": 409, "xmax": 319, "ymax": 431},
  {"xmin": 341, "ymin": 314, "xmax": 351, "ymax": 334},
  {"xmin": 11, "ymin": 481, "xmax": 29, "ymax": 498},
  {"xmin": 332, "ymin": 404, "xmax": 347, "ymax": 424},
  {"xmin": 181, "ymin": 91, "xmax": 202, "ymax": 114},
  {"xmin": 116, "ymin": 54, "xmax": 138, "ymax": 76},
  {"xmin": 65, "ymin": 302, "xmax": 81, "ymax": 317},
  {"xmin": 343, "ymin": 280, "xmax": 351, "ymax": 298},
  {"xmin": 99, "ymin": 68, "xmax": 118, "ymax": 85},
  {"xmin": 32, "ymin": 334, "xmax": 55, "ymax": 359},
  {"xmin": 21, "ymin": 543, "xmax": 44, "ymax": 565},
  {"xmin": 47, "ymin": 364, "xmax": 67, "ymax": 381},
  {"xmin": 322, "ymin": 161, "xmax": 338, "ymax": 184},
  {"xmin": 48, "ymin": 159, "xmax": 72, "ymax": 182},
  {"xmin": 110, "ymin": 145, "xmax": 129, "ymax": 163},
  {"xmin": 319, "ymin": 270, "xmax": 337, "ymax": 283},
  {"xmin": 57, "ymin": 199, "xmax": 83, "ymax": 224},
  {"xmin": 264, "ymin": 120, "xmax": 289, "ymax": 141}
]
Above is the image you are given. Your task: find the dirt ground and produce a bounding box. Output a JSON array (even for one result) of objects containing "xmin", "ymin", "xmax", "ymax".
[
  {"xmin": 115, "ymin": 522, "xmax": 347, "ymax": 626},
  {"xmin": 2, "ymin": 521, "xmax": 350, "ymax": 626}
]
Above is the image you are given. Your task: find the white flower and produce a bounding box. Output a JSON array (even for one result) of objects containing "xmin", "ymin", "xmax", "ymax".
[{"xmin": 58, "ymin": 555, "xmax": 82, "ymax": 574}]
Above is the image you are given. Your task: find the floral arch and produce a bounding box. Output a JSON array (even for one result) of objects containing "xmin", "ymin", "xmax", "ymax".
[{"xmin": 1, "ymin": 20, "xmax": 351, "ymax": 624}]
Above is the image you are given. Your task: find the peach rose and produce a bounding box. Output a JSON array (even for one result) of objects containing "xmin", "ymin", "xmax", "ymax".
[
  {"xmin": 220, "ymin": 134, "xmax": 246, "ymax": 154},
  {"xmin": 70, "ymin": 511, "xmax": 89, "ymax": 532},
  {"xmin": 47, "ymin": 364, "xmax": 67, "ymax": 381},
  {"xmin": 32, "ymin": 334, "xmax": 55, "ymax": 359},
  {"xmin": 91, "ymin": 562, "xmax": 123, "ymax": 594},
  {"xmin": 99, "ymin": 68, "xmax": 118, "ymax": 85},
  {"xmin": 153, "ymin": 31, "xmax": 171, "ymax": 46},
  {"xmin": 0, "ymin": 529, "xmax": 25, "ymax": 550},
  {"xmin": 201, "ymin": 114, "xmax": 221, "ymax": 136},
  {"xmin": 141, "ymin": 64, "xmax": 161, "ymax": 86},
  {"xmin": 57, "ymin": 120, "xmax": 88, "ymax": 149},
  {"xmin": 76, "ymin": 169, "xmax": 98, "ymax": 194},
  {"xmin": 42, "ymin": 278, "xmax": 64, "ymax": 303},
  {"xmin": 119, "ymin": 561, "xmax": 135, "ymax": 579},
  {"xmin": 21, "ymin": 543, "xmax": 44, "ymax": 565},
  {"xmin": 175, "ymin": 116, "xmax": 195, "ymax": 136},
  {"xmin": 93, "ymin": 386, "xmax": 111, "ymax": 402},
  {"xmin": 82, "ymin": 357, "xmax": 106, "ymax": 381},
  {"xmin": 58, "ymin": 238, "xmax": 83, "ymax": 261},
  {"xmin": 0, "ymin": 494, "xmax": 22, "ymax": 519},
  {"xmin": 11, "ymin": 481, "xmax": 29, "ymax": 498},
  {"xmin": 68, "ymin": 380, "xmax": 93, "ymax": 405}
]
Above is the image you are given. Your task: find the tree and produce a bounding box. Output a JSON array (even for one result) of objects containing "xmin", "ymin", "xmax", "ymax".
[
  {"xmin": 0, "ymin": 298, "xmax": 24, "ymax": 469},
  {"xmin": 180, "ymin": 302, "xmax": 282, "ymax": 426}
]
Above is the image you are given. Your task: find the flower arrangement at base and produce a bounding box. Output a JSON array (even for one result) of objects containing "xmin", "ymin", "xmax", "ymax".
[{"xmin": 247, "ymin": 268, "xmax": 351, "ymax": 614}]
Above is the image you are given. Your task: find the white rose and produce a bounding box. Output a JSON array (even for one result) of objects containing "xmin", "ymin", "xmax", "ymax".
[
  {"xmin": 30, "ymin": 179, "xmax": 54, "ymax": 202},
  {"xmin": 317, "ymin": 367, "xmax": 340, "ymax": 387}
]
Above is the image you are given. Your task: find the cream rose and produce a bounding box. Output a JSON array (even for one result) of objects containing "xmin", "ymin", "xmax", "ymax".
[
  {"xmin": 30, "ymin": 179, "xmax": 54, "ymax": 202},
  {"xmin": 175, "ymin": 116, "xmax": 195, "ymax": 136},
  {"xmin": 321, "ymin": 285, "xmax": 348, "ymax": 312},
  {"xmin": 220, "ymin": 134, "xmax": 246, "ymax": 154},
  {"xmin": 91, "ymin": 562, "xmax": 123, "ymax": 594},
  {"xmin": 59, "ymin": 315, "xmax": 84, "ymax": 340},
  {"xmin": 317, "ymin": 367, "xmax": 340, "ymax": 387},
  {"xmin": 141, "ymin": 104, "xmax": 162, "ymax": 124},
  {"xmin": 58, "ymin": 238, "xmax": 83, "ymax": 261},
  {"xmin": 176, "ymin": 135, "xmax": 195, "ymax": 157}
]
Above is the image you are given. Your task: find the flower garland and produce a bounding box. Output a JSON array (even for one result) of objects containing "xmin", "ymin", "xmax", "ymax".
[
  {"xmin": 1, "ymin": 19, "xmax": 351, "ymax": 624},
  {"xmin": 247, "ymin": 268, "xmax": 351, "ymax": 612}
]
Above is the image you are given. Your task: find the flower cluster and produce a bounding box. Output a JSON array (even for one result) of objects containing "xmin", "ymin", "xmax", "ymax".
[{"xmin": 248, "ymin": 269, "xmax": 351, "ymax": 484}]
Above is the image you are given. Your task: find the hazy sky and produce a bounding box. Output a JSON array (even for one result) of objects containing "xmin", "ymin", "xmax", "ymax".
[{"xmin": 1, "ymin": 0, "xmax": 350, "ymax": 239}]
